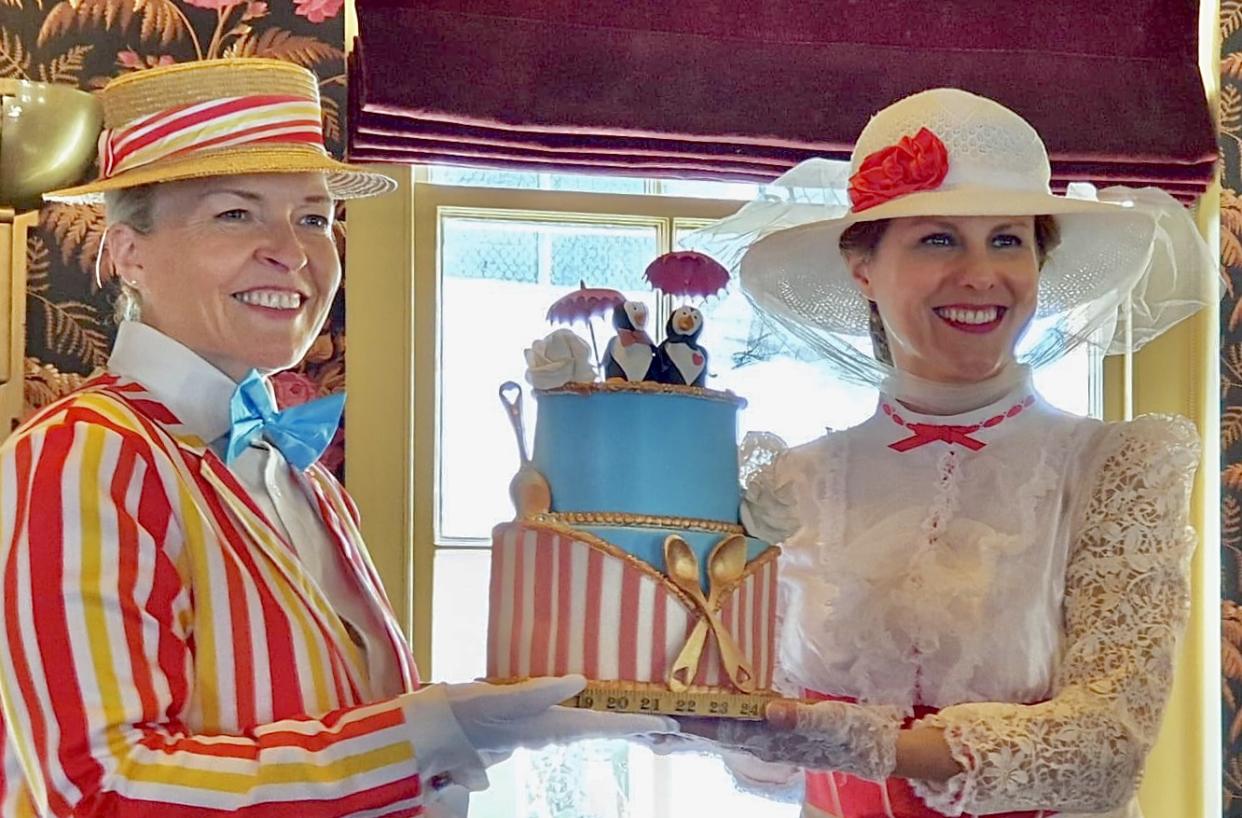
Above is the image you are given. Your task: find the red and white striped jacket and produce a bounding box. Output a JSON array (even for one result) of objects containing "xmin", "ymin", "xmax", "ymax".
[{"xmin": 0, "ymin": 374, "xmax": 429, "ymax": 817}]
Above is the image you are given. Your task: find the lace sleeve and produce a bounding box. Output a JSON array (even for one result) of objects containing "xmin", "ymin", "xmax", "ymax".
[{"xmin": 908, "ymin": 414, "xmax": 1200, "ymax": 816}]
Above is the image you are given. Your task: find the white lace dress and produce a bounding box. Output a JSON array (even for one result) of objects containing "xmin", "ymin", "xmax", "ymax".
[{"xmin": 740, "ymin": 375, "xmax": 1199, "ymax": 817}]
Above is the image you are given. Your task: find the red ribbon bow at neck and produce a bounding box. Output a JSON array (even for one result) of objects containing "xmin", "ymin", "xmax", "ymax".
[
  {"xmin": 883, "ymin": 395, "xmax": 1035, "ymax": 453},
  {"xmin": 888, "ymin": 422, "xmax": 986, "ymax": 453}
]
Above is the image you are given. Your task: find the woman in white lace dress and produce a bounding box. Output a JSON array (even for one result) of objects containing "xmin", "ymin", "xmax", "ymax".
[{"xmin": 682, "ymin": 88, "xmax": 1214, "ymax": 818}]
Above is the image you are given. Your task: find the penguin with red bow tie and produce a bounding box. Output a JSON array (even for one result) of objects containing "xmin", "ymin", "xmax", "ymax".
[
  {"xmin": 602, "ymin": 300, "xmax": 656, "ymax": 382},
  {"xmin": 656, "ymin": 306, "xmax": 708, "ymax": 387}
]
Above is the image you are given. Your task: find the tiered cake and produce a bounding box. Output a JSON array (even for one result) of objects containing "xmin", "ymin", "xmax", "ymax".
[{"xmin": 486, "ymin": 254, "xmax": 780, "ymax": 715}]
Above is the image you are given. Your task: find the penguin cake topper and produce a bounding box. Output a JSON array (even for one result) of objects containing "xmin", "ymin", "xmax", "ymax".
[
  {"xmin": 657, "ymin": 305, "xmax": 708, "ymax": 387},
  {"xmin": 602, "ymin": 300, "xmax": 657, "ymax": 382},
  {"xmin": 643, "ymin": 251, "xmax": 728, "ymax": 388}
]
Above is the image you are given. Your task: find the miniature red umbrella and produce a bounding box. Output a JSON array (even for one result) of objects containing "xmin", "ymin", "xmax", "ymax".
[
  {"xmin": 545, "ymin": 280, "xmax": 626, "ymax": 324},
  {"xmin": 644, "ymin": 251, "xmax": 730, "ymax": 299},
  {"xmin": 545, "ymin": 280, "xmax": 626, "ymax": 368}
]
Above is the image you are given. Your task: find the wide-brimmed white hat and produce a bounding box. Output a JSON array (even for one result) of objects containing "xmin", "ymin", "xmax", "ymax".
[{"xmin": 688, "ymin": 88, "xmax": 1214, "ymax": 382}]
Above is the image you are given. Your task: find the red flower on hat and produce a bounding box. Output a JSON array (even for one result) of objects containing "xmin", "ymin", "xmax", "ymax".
[{"xmin": 848, "ymin": 127, "xmax": 950, "ymax": 213}]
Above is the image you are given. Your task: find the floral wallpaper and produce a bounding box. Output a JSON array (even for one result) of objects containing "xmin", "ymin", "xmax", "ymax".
[
  {"xmin": 1225, "ymin": 3, "xmax": 1242, "ymax": 812},
  {"xmin": 0, "ymin": 0, "xmax": 349, "ymax": 476}
]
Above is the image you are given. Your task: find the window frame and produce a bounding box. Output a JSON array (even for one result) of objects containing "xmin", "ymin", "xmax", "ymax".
[
  {"xmin": 434, "ymin": 206, "xmax": 670, "ymax": 546},
  {"xmin": 348, "ymin": 167, "xmax": 741, "ymax": 662}
]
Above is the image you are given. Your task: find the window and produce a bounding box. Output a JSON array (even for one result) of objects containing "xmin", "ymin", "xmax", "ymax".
[
  {"xmin": 427, "ymin": 166, "xmax": 761, "ymax": 201},
  {"xmin": 420, "ymin": 166, "xmax": 1101, "ymax": 816},
  {"xmin": 437, "ymin": 213, "xmax": 661, "ymax": 543}
]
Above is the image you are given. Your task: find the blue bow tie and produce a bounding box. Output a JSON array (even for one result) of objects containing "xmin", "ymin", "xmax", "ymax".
[{"xmin": 225, "ymin": 370, "xmax": 346, "ymax": 471}]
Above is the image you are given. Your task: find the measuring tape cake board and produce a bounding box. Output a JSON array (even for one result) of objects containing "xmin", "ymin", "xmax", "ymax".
[{"xmin": 568, "ymin": 681, "xmax": 782, "ymax": 721}]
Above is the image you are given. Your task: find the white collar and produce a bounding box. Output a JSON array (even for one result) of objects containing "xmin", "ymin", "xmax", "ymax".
[
  {"xmin": 880, "ymin": 362, "xmax": 1032, "ymax": 417},
  {"xmin": 106, "ymin": 320, "xmax": 246, "ymax": 443}
]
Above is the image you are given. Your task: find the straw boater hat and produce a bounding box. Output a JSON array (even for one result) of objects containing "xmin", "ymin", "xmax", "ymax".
[
  {"xmin": 690, "ymin": 88, "xmax": 1213, "ymax": 380},
  {"xmin": 44, "ymin": 57, "xmax": 395, "ymax": 203}
]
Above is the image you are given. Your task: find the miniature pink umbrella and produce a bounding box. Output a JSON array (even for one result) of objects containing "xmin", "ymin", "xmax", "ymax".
[
  {"xmin": 545, "ymin": 280, "xmax": 626, "ymax": 368},
  {"xmin": 644, "ymin": 251, "xmax": 730, "ymax": 299}
]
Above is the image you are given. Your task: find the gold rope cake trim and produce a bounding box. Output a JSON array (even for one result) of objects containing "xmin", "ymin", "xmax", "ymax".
[
  {"xmin": 500, "ymin": 518, "xmax": 780, "ymax": 613},
  {"xmin": 535, "ymin": 379, "xmax": 747, "ymax": 407},
  {"xmin": 531, "ymin": 510, "xmax": 744, "ymax": 535}
]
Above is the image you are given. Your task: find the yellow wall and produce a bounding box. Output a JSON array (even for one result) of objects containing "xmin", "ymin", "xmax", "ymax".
[
  {"xmin": 1129, "ymin": 284, "xmax": 1220, "ymax": 817},
  {"xmin": 1131, "ymin": 4, "xmax": 1221, "ymax": 814},
  {"xmin": 341, "ymin": 165, "xmax": 421, "ymax": 655}
]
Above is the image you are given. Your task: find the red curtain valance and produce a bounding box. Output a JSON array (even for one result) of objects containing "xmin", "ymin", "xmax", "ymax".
[{"xmin": 349, "ymin": 0, "xmax": 1217, "ymax": 201}]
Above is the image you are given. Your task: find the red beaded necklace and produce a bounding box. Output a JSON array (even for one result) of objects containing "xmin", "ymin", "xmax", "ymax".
[{"xmin": 882, "ymin": 394, "xmax": 1036, "ymax": 452}]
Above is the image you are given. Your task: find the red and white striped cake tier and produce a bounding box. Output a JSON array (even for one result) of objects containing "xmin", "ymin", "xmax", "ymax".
[{"xmin": 487, "ymin": 520, "xmax": 778, "ymax": 691}]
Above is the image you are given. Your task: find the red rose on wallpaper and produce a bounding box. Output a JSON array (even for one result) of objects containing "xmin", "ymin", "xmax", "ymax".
[
  {"xmin": 271, "ymin": 370, "xmax": 319, "ymax": 408},
  {"xmin": 293, "ymin": 0, "xmax": 343, "ymax": 23},
  {"xmin": 269, "ymin": 373, "xmax": 346, "ymax": 473},
  {"xmin": 848, "ymin": 127, "xmax": 950, "ymax": 213}
]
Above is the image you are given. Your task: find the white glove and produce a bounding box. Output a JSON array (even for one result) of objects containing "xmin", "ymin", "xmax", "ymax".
[
  {"xmin": 442, "ymin": 675, "xmax": 678, "ymax": 756},
  {"xmin": 680, "ymin": 699, "xmax": 902, "ymax": 782}
]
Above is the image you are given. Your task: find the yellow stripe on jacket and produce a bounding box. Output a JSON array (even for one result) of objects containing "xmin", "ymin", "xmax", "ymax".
[{"xmin": 0, "ymin": 376, "xmax": 427, "ymax": 817}]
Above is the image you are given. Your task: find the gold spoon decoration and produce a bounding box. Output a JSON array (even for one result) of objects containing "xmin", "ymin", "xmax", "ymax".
[
  {"xmin": 498, "ymin": 381, "xmax": 552, "ymax": 517},
  {"xmin": 664, "ymin": 534, "xmax": 756, "ymax": 693}
]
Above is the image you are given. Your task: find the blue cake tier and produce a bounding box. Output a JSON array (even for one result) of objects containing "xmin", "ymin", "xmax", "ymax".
[{"xmin": 531, "ymin": 383, "xmax": 745, "ymax": 524}]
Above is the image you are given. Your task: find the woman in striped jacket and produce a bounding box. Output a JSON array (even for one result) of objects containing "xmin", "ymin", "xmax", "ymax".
[{"xmin": 0, "ymin": 58, "xmax": 672, "ymax": 818}]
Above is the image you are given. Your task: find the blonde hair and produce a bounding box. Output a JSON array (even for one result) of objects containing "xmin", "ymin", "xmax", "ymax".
[{"xmin": 102, "ymin": 184, "xmax": 159, "ymax": 323}]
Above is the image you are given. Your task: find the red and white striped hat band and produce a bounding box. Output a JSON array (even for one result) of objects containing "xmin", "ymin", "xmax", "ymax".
[{"xmin": 98, "ymin": 94, "xmax": 324, "ymax": 180}]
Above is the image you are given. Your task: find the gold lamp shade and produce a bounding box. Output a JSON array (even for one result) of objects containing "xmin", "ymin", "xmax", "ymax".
[
  {"xmin": 0, "ymin": 80, "xmax": 100, "ymax": 440},
  {"xmin": 0, "ymin": 79, "xmax": 102, "ymax": 211}
]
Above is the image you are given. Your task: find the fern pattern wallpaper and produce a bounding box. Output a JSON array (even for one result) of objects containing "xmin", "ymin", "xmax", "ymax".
[
  {"xmin": 1226, "ymin": 3, "xmax": 1242, "ymax": 810},
  {"xmin": 0, "ymin": 0, "xmax": 350, "ymax": 474}
]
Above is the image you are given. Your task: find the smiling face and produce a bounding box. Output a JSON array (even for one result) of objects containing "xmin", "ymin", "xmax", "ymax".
[
  {"xmin": 847, "ymin": 215, "xmax": 1040, "ymax": 384},
  {"xmin": 108, "ymin": 172, "xmax": 340, "ymax": 381}
]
